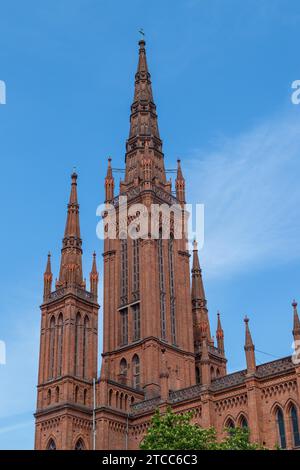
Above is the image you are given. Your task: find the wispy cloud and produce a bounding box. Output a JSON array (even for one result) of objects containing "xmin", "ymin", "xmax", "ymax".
[
  {"xmin": 0, "ymin": 420, "xmax": 32, "ymax": 435},
  {"xmin": 186, "ymin": 111, "xmax": 300, "ymax": 279}
]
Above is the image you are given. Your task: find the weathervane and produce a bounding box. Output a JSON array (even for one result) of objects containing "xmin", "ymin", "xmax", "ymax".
[{"xmin": 139, "ymin": 28, "xmax": 145, "ymax": 38}]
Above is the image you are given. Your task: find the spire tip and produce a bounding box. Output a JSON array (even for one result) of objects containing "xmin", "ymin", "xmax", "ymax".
[{"xmin": 71, "ymin": 169, "xmax": 78, "ymax": 181}]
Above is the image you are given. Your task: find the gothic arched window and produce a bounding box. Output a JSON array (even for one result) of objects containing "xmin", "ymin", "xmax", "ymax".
[
  {"xmin": 132, "ymin": 303, "xmax": 141, "ymax": 341},
  {"xmin": 83, "ymin": 315, "xmax": 89, "ymax": 378},
  {"xmin": 120, "ymin": 308, "xmax": 128, "ymax": 346},
  {"xmin": 74, "ymin": 385, "xmax": 79, "ymax": 403},
  {"xmin": 83, "ymin": 389, "xmax": 87, "ymax": 406},
  {"xmin": 240, "ymin": 416, "xmax": 248, "ymax": 428},
  {"xmin": 47, "ymin": 438, "xmax": 56, "ymax": 450},
  {"xmin": 168, "ymin": 235, "xmax": 176, "ymax": 344},
  {"xmin": 120, "ymin": 358, "xmax": 128, "ymax": 376},
  {"xmin": 225, "ymin": 418, "xmax": 235, "ymax": 431},
  {"xmin": 290, "ymin": 405, "xmax": 300, "ymax": 447},
  {"xmin": 47, "ymin": 389, "xmax": 51, "ymax": 405},
  {"xmin": 132, "ymin": 239, "xmax": 140, "ymax": 295},
  {"xmin": 276, "ymin": 408, "xmax": 287, "ymax": 449},
  {"xmin": 158, "ymin": 230, "xmax": 166, "ymax": 340},
  {"xmin": 49, "ymin": 316, "xmax": 55, "ymax": 379},
  {"xmin": 108, "ymin": 389, "xmax": 113, "ymax": 406},
  {"xmin": 74, "ymin": 438, "xmax": 85, "ymax": 450},
  {"xmin": 75, "ymin": 313, "xmax": 81, "ymax": 376},
  {"xmin": 120, "ymin": 237, "xmax": 128, "ymax": 305},
  {"xmin": 55, "ymin": 386, "xmax": 59, "ymax": 403},
  {"xmin": 57, "ymin": 314, "xmax": 63, "ymax": 377},
  {"xmin": 132, "ymin": 354, "xmax": 140, "ymax": 390}
]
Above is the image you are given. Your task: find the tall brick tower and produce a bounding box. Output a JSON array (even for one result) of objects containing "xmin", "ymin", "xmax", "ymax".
[
  {"xmin": 101, "ymin": 39, "xmax": 196, "ymax": 399},
  {"xmin": 35, "ymin": 39, "xmax": 300, "ymax": 452},
  {"xmin": 34, "ymin": 172, "xmax": 99, "ymax": 450}
]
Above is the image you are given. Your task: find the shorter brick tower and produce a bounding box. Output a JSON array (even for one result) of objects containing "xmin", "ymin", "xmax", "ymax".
[
  {"xmin": 192, "ymin": 240, "xmax": 227, "ymax": 385},
  {"xmin": 34, "ymin": 172, "xmax": 99, "ymax": 450}
]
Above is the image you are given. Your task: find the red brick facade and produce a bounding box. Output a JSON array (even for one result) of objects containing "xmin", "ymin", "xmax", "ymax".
[{"xmin": 35, "ymin": 40, "xmax": 300, "ymax": 450}]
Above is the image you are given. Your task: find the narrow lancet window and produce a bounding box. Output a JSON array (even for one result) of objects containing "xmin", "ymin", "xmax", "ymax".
[
  {"xmin": 75, "ymin": 313, "xmax": 81, "ymax": 376},
  {"xmin": 49, "ymin": 316, "xmax": 55, "ymax": 379},
  {"xmin": 57, "ymin": 314, "xmax": 63, "ymax": 377},
  {"xmin": 132, "ymin": 239, "xmax": 140, "ymax": 296},
  {"xmin": 158, "ymin": 230, "xmax": 166, "ymax": 340},
  {"xmin": 132, "ymin": 354, "xmax": 140, "ymax": 389},
  {"xmin": 120, "ymin": 238, "xmax": 128, "ymax": 305},
  {"xmin": 132, "ymin": 303, "xmax": 141, "ymax": 341},
  {"xmin": 83, "ymin": 315, "xmax": 89, "ymax": 378},
  {"xmin": 168, "ymin": 235, "xmax": 176, "ymax": 345},
  {"xmin": 120, "ymin": 308, "xmax": 128, "ymax": 346}
]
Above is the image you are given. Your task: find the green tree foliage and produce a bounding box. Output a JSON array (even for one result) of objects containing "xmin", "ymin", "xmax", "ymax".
[{"xmin": 140, "ymin": 408, "xmax": 264, "ymax": 450}]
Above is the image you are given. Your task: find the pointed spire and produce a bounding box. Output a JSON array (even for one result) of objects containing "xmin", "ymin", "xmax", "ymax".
[
  {"xmin": 175, "ymin": 159, "xmax": 185, "ymax": 204},
  {"xmin": 134, "ymin": 39, "xmax": 153, "ymax": 104},
  {"xmin": 43, "ymin": 252, "xmax": 53, "ymax": 300},
  {"xmin": 90, "ymin": 251, "xmax": 99, "ymax": 298},
  {"xmin": 192, "ymin": 239, "xmax": 201, "ymax": 272},
  {"xmin": 105, "ymin": 157, "xmax": 114, "ymax": 202},
  {"xmin": 57, "ymin": 172, "xmax": 84, "ymax": 289},
  {"xmin": 216, "ymin": 311, "xmax": 225, "ymax": 354},
  {"xmin": 176, "ymin": 159, "xmax": 184, "ymax": 180},
  {"xmin": 292, "ymin": 300, "xmax": 300, "ymax": 341},
  {"xmin": 191, "ymin": 240, "xmax": 206, "ymax": 308},
  {"xmin": 137, "ymin": 39, "xmax": 149, "ymax": 76},
  {"xmin": 45, "ymin": 251, "xmax": 52, "ymax": 274},
  {"xmin": 125, "ymin": 40, "xmax": 166, "ymax": 186},
  {"xmin": 244, "ymin": 316, "xmax": 256, "ymax": 373},
  {"xmin": 63, "ymin": 171, "xmax": 81, "ymax": 239}
]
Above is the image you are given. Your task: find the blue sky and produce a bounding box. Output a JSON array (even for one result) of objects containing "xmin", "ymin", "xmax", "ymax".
[{"xmin": 0, "ymin": 0, "xmax": 300, "ymax": 449}]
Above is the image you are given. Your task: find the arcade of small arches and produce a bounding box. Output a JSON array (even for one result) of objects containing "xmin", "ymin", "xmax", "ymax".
[
  {"xmin": 108, "ymin": 388, "xmax": 136, "ymax": 411},
  {"xmin": 46, "ymin": 384, "xmax": 89, "ymax": 406},
  {"xmin": 195, "ymin": 365, "xmax": 221, "ymax": 385}
]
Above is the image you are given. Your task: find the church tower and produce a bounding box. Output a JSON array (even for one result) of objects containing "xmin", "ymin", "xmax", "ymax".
[
  {"xmin": 101, "ymin": 39, "xmax": 195, "ymax": 399},
  {"xmin": 34, "ymin": 172, "xmax": 99, "ymax": 450}
]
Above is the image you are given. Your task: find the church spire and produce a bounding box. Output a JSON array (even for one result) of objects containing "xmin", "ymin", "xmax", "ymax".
[
  {"xmin": 90, "ymin": 251, "xmax": 99, "ymax": 298},
  {"xmin": 216, "ymin": 311, "xmax": 225, "ymax": 354},
  {"xmin": 105, "ymin": 157, "xmax": 114, "ymax": 202},
  {"xmin": 244, "ymin": 316, "xmax": 256, "ymax": 373},
  {"xmin": 191, "ymin": 240, "xmax": 211, "ymax": 344},
  {"xmin": 292, "ymin": 300, "xmax": 300, "ymax": 342},
  {"xmin": 128, "ymin": 39, "xmax": 160, "ymax": 142},
  {"xmin": 175, "ymin": 159, "xmax": 185, "ymax": 204},
  {"xmin": 43, "ymin": 252, "xmax": 53, "ymax": 300},
  {"xmin": 124, "ymin": 40, "xmax": 166, "ymax": 186},
  {"xmin": 57, "ymin": 172, "xmax": 84, "ymax": 289}
]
